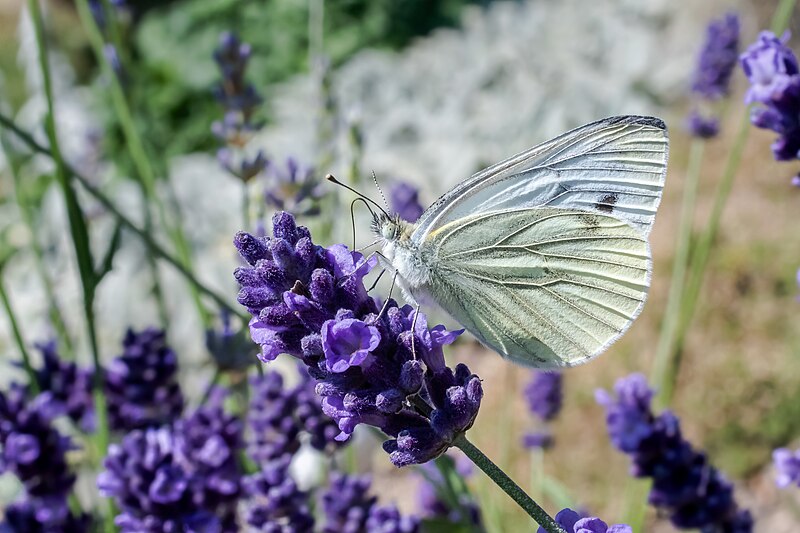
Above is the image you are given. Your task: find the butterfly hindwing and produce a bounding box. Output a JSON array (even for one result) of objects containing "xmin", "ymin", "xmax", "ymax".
[{"xmin": 423, "ymin": 207, "xmax": 650, "ymax": 367}]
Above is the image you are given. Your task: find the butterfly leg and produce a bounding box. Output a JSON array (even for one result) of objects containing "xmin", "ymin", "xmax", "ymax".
[
  {"xmin": 376, "ymin": 271, "xmax": 398, "ymax": 320},
  {"xmin": 410, "ymin": 303, "xmax": 421, "ymax": 360}
]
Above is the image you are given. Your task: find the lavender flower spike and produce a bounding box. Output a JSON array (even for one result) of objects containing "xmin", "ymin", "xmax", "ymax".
[
  {"xmin": 691, "ymin": 13, "xmax": 740, "ymax": 100},
  {"xmin": 99, "ymin": 389, "xmax": 243, "ymax": 532},
  {"xmin": 389, "ymin": 181, "xmax": 424, "ymax": 223},
  {"xmin": 773, "ymin": 447, "xmax": 800, "ymax": 488},
  {"xmin": 537, "ymin": 508, "xmax": 631, "ymax": 533},
  {"xmin": 740, "ymin": 31, "xmax": 800, "ymax": 164},
  {"xmin": 234, "ymin": 211, "xmax": 481, "ymax": 467},
  {"xmin": 0, "ymin": 385, "xmax": 82, "ymax": 530},
  {"xmin": 105, "ymin": 327, "xmax": 184, "ymax": 431},
  {"xmin": 596, "ymin": 374, "xmax": 753, "ymax": 531}
]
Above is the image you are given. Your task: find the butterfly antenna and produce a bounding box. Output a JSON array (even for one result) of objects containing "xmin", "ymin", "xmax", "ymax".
[
  {"xmin": 349, "ymin": 198, "xmax": 375, "ymax": 249},
  {"xmin": 327, "ymin": 174, "xmax": 390, "ymax": 218},
  {"xmin": 372, "ymin": 170, "xmax": 390, "ymax": 211}
]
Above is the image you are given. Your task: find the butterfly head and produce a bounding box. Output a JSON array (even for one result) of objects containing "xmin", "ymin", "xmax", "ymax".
[{"xmin": 371, "ymin": 212, "xmax": 413, "ymax": 244}]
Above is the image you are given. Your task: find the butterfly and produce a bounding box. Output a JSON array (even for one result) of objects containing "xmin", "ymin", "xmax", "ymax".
[{"xmin": 334, "ymin": 115, "xmax": 668, "ymax": 368}]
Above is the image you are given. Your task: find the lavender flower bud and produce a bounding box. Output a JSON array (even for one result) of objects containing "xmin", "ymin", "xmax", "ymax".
[
  {"xmin": 597, "ymin": 374, "xmax": 752, "ymax": 531},
  {"xmin": 105, "ymin": 328, "xmax": 184, "ymax": 432}
]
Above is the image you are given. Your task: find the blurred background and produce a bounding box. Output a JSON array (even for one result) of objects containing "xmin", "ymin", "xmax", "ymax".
[{"xmin": 0, "ymin": 0, "xmax": 799, "ymax": 531}]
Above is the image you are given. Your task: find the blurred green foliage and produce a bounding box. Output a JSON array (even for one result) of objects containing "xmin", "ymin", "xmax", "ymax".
[{"xmin": 97, "ymin": 0, "xmax": 492, "ymax": 175}]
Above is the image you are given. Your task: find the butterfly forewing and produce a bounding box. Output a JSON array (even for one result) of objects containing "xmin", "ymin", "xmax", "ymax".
[
  {"xmin": 413, "ymin": 115, "xmax": 667, "ymax": 367},
  {"xmin": 413, "ymin": 116, "xmax": 668, "ymax": 244}
]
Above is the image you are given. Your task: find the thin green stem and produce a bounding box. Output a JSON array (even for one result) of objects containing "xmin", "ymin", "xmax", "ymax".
[
  {"xmin": 27, "ymin": 3, "xmax": 113, "ymax": 530},
  {"xmin": 673, "ymin": 112, "xmax": 750, "ymax": 371},
  {"xmin": 453, "ymin": 433, "xmax": 565, "ymax": 533},
  {"xmin": 74, "ymin": 0, "xmax": 211, "ymax": 328},
  {"xmin": 0, "ymin": 112, "xmax": 247, "ymax": 323},
  {"xmin": 0, "ymin": 277, "xmax": 39, "ymax": 393},
  {"xmin": 651, "ymin": 139, "xmax": 705, "ymax": 406},
  {"xmin": 2, "ymin": 134, "xmax": 75, "ymax": 356},
  {"xmin": 771, "ymin": 0, "xmax": 797, "ymax": 33},
  {"xmin": 242, "ymin": 183, "xmax": 251, "ymax": 231}
]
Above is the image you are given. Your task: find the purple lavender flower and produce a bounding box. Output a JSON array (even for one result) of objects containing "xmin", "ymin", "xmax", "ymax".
[
  {"xmin": 596, "ymin": 374, "xmax": 752, "ymax": 531},
  {"xmin": 740, "ymin": 31, "xmax": 800, "ymax": 164},
  {"xmin": 99, "ymin": 391, "xmax": 242, "ymax": 532},
  {"xmin": 691, "ymin": 13, "xmax": 740, "ymax": 99},
  {"xmin": 0, "ymin": 385, "xmax": 79, "ymax": 530},
  {"xmin": 263, "ymin": 157, "xmax": 326, "ymax": 217},
  {"xmin": 105, "ymin": 327, "xmax": 184, "ymax": 431},
  {"xmin": 686, "ymin": 13, "xmax": 739, "ymax": 138},
  {"xmin": 522, "ymin": 371, "xmax": 562, "ymax": 450},
  {"xmin": 242, "ymin": 457, "xmax": 314, "ymax": 532},
  {"xmin": 389, "ymin": 181, "xmax": 424, "ymax": 223},
  {"xmin": 30, "ymin": 340, "xmax": 94, "ymax": 431},
  {"xmin": 234, "ymin": 211, "xmax": 481, "ymax": 467},
  {"xmin": 247, "ymin": 371, "xmax": 302, "ymax": 465},
  {"xmin": 217, "ymin": 147, "xmax": 267, "ymax": 183},
  {"xmin": 537, "ymin": 508, "xmax": 631, "ymax": 533},
  {"xmin": 322, "ymin": 317, "xmax": 381, "ymax": 372},
  {"xmin": 320, "ymin": 473, "xmax": 376, "ymax": 533},
  {"xmin": 525, "ymin": 371, "xmax": 563, "ymax": 421},
  {"xmin": 294, "ymin": 366, "xmax": 342, "ymax": 452},
  {"xmin": 773, "ymin": 447, "xmax": 800, "ymax": 488},
  {"xmin": 174, "ymin": 388, "xmax": 243, "ymax": 530},
  {"xmin": 686, "ymin": 110, "xmax": 721, "ymax": 139},
  {"xmin": 367, "ymin": 504, "xmax": 420, "ymax": 533},
  {"xmin": 205, "ymin": 311, "xmax": 255, "ymax": 372},
  {"xmin": 213, "ymin": 32, "xmax": 262, "ymax": 117},
  {"xmin": 212, "ymin": 32, "xmax": 266, "ymax": 184},
  {"xmin": 3, "ymin": 498, "xmax": 91, "ymax": 532}
]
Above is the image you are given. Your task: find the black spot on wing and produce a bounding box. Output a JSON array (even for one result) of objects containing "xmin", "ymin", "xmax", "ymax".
[{"xmin": 595, "ymin": 193, "xmax": 618, "ymax": 213}]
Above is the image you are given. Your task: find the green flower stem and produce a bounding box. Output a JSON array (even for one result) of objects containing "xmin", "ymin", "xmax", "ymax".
[
  {"xmin": 0, "ymin": 112, "xmax": 248, "ymax": 324},
  {"xmin": 0, "ymin": 276, "xmax": 39, "ymax": 394},
  {"xmin": 74, "ymin": 0, "xmax": 212, "ymax": 328},
  {"xmin": 651, "ymin": 138, "xmax": 705, "ymax": 406},
  {"xmin": 242, "ymin": 183, "xmax": 252, "ymax": 231},
  {"xmin": 453, "ymin": 433, "xmax": 565, "ymax": 533},
  {"xmin": 1, "ymin": 134, "xmax": 75, "ymax": 357},
  {"xmin": 671, "ymin": 112, "xmax": 750, "ymax": 394},
  {"xmin": 27, "ymin": 3, "xmax": 113, "ymax": 530}
]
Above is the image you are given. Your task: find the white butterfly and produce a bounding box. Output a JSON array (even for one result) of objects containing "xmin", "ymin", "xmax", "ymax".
[{"xmin": 339, "ymin": 116, "xmax": 668, "ymax": 368}]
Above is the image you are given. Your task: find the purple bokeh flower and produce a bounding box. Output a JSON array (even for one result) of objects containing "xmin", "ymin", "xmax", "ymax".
[
  {"xmin": 247, "ymin": 371, "xmax": 302, "ymax": 466},
  {"xmin": 212, "ymin": 32, "xmax": 265, "ymax": 184},
  {"xmin": 105, "ymin": 327, "xmax": 184, "ymax": 431},
  {"xmin": 234, "ymin": 211, "xmax": 481, "ymax": 467},
  {"xmin": 3, "ymin": 498, "xmax": 91, "ymax": 532},
  {"xmin": 367, "ymin": 504, "xmax": 420, "ymax": 533},
  {"xmin": 686, "ymin": 13, "xmax": 739, "ymax": 138},
  {"xmin": 538, "ymin": 508, "xmax": 632, "ymax": 533},
  {"xmin": 206, "ymin": 311, "xmax": 254, "ymax": 372},
  {"xmin": 596, "ymin": 374, "xmax": 752, "ymax": 531},
  {"xmin": 389, "ymin": 181, "xmax": 424, "ymax": 223},
  {"xmin": 242, "ymin": 457, "xmax": 315, "ymax": 532},
  {"xmin": 522, "ymin": 371, "xmax": 563, "ymax": 450},
  {"xmin": 320, "ymin": 473, "xmax": 376, "ymax": 533},
  {"xmin": 741, "ymin": 31, "xmax": 800, "ymax": 166},
  {"xmin": 99, "ymin": 390, "xmax": 242, "ymax": 532},
  {"xmin": 263, "ymin": 157, "xmax": 326, "ymax": 217},
  {"xmin": 691, "ymin": 13, "xmax": 740, "ymax": 100},
  {"xmin": 773, "ymin": 447, "xmax": 800, "ymax": 488},
  {"xmin": 0, "ymin": 385, "xmax": 82, "ymax": 531},
  {"xmin": 686, "ymin": 110, "xmax": 721, "ymax": 139},
  {"xmin": 30, "ymin": 340, "xmax": 94, "ymax": 431}
]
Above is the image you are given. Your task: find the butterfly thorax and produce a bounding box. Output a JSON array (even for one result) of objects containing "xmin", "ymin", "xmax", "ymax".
[{"xmin": 372, "ymin": 213, "xmax": 433, "ymax": 299}]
